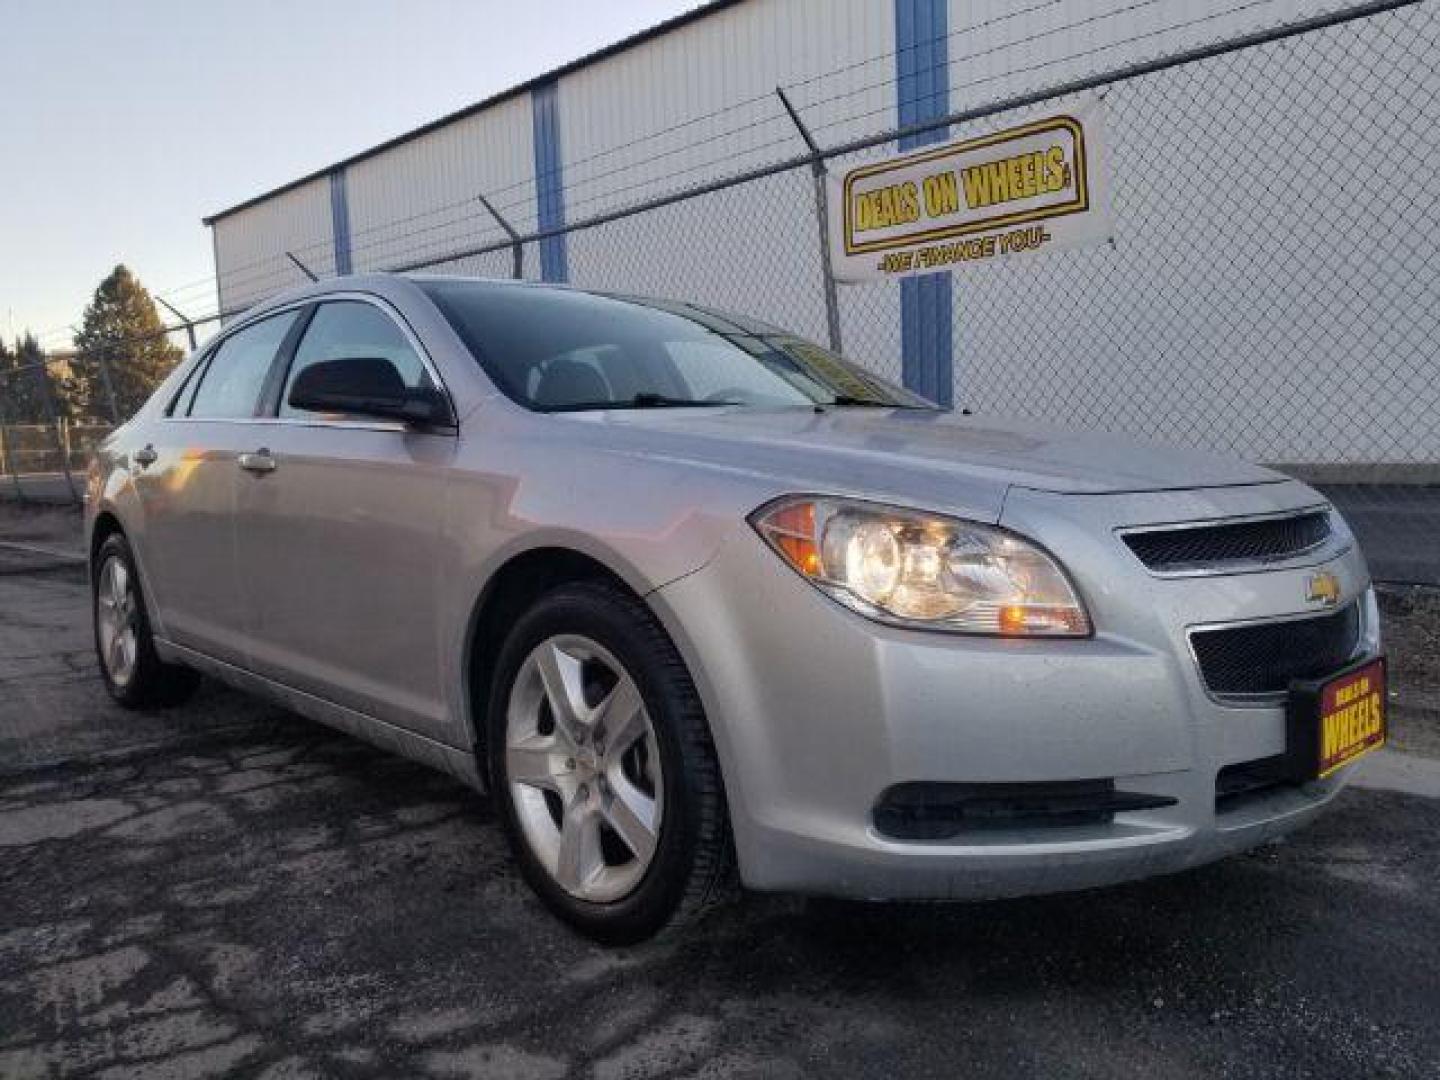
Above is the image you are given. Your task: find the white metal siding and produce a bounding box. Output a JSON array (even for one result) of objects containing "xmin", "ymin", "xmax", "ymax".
[
  {"xmin": 925, "ymin": 0, "xmax": 1438, "ymax": 464},
  {"xmin": 344, "ymin": 96, "xmax": 536, "ymax": 279},
  {"xmin": 942, "ymin": 0, "xmax": 1331, "ymax": 109},
  {"xmin": 212, "ymin": 177, "xmax": 333, "ymax": 316},
  {"xmin": 555, "ymin": 0, "xmax": 900, "ymax": 375},
  {"xmin": 206, "ymin": 0, "xmax": 1430, "ymax": 463}
]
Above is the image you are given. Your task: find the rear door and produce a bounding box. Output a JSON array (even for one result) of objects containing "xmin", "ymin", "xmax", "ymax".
[
  {"xmin": 132, "ymin": 308, "xmax": 304, "ymax": 664},
  {"xmin": 231, "ymin": 297, "xmax": 459, "ymax": 742}
]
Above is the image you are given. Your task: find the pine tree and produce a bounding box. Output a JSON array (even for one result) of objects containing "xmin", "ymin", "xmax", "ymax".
[
  {"xmin": 3, "ymin": 334, "xmax": 56, "ymax": 424},
  {"xmin": 0, "ymin": 338, "xmax": 10, "ymax": 414},
  {"xmin": 0, "ymin": 338, "xmax": 12, "ymax": 431},
  {"xmin": 68, "ymin": 265, "xmax": 183, "ymax": 420}
]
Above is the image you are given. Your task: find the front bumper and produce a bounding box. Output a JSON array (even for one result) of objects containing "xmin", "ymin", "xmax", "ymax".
[{"xmin": 650, "ymin": 479, "xmax": 1377, "ymax": 900}]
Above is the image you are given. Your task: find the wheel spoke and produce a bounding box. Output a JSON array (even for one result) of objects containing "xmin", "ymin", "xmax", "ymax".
[
  {"xmin": 554, "ymin": 805, "xmax": 601, "ymax": 895},
  {"xmin": 506, "ymin": 735, "xmax": 562, "ymax": 791},
  {"xmin": 507, "ymin": 633, "xmax": 666, "ymax": 903},
  {"xmin": 602, "ymin": 774, "xmax": 658, "ymax": 863},
  {"xmin": 110, "ymin": 562, "xmax": 128, "ymax": 608},
  {"xmin": 596, "ymin": 675, "xmax": 644, "ymax": 752},
  {"xmin": 536, "ymin": 642, "xmax": 587, "ymax": 744},
  {"xmin": 108, "ymin": 632, "xmax": 127, "ymax": 675}
]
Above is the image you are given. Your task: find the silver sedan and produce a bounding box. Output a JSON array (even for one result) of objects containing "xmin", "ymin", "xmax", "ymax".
[{"xmin": 86, "ymin": 274, "xmax": 1385, "ymax": 942}]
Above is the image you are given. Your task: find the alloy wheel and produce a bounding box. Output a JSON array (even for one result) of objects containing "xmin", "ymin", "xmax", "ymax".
[
  {"xmin": 505, "ymin": 634, "xmax": 664, "ymax": 903},
  {"xmin": 96, "ymin": 555, "xmax": 139, "ymax": 689}
]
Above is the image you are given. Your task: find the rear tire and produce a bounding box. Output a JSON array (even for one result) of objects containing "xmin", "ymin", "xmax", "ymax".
[
  {"xmin": 92, "ymin": 533, "xmax": 199, "ymax": 710},
  {"xmin": 487, "ymin": 579, "xmax": 733, "ymax": 944}
]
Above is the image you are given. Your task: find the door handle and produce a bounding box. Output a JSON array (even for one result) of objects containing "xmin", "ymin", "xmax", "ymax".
[
  {"xmin": 237, "ymin": 449, "xmax": 277, "ymax": 474},
  {"xmin": 133, "ymin": 444, "xmax": 157, "ymax": 468}
]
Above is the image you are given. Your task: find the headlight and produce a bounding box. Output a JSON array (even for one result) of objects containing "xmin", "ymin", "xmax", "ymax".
[{"xmin": 750, "ymin": 496, "xmax": 1091, "ymax": 637}]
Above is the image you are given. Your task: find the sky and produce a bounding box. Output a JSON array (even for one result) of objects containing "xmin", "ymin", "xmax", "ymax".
[{"xmin": 0, "ymin": 0, "xmax": 700, "ymax": 349}]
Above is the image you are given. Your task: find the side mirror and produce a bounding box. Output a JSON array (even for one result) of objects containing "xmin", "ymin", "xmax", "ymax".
[{"xmin": 287, "ymin": 357, "xmax": 454, "ymax": 427}]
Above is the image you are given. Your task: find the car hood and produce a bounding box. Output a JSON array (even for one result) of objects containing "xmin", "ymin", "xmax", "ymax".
[{"xmin": 569, "ymin": 406, "xmax": 1284, "ymax": 505}]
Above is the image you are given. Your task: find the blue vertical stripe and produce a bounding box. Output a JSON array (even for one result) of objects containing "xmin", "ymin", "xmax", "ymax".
[
  {"xmin": 895, "ymin": 0, "xmax": 953, "ymax": 408},
  {"xmin": 329, "ymin": 168, "xmax": 352, "ymax": 276},
  {"xmin": 531, "ymin": 80, "xmax": 568, "ymax": 283}
]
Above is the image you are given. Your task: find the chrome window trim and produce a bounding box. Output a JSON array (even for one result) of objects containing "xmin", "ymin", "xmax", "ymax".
[
  {"xmin": 165, "ymin": 349, "xmax": 215, "ymax": 417},
  {"xmin": 162, "ymin": 290, "xmax": 456, "ymax": 433},
  {"xmin": 1115, "ymin": 506, "xmax": 1346, "ymax": 578},
  {"xmin": 1185, "ymin": 595, "xmax": 1371, "ymax": 709},
  {"xmin": 169, "ymin": 416, "xmax": 410, "ymax": 433}
]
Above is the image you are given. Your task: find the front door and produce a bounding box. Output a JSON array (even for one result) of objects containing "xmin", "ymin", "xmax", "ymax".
[{"xmin": 232, "ymin": 298, "xmax": 458, "ymax": 743}]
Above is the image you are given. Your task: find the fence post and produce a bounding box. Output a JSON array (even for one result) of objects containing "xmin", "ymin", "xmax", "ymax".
[
  {"xmin": 155, "ymin": 297, "xmax": 199, "ymax": 352},
  {"xmin": 0, "ymin": 378, "xmax": 25, "ymax": 502},
  {"xmin": 478, "ymin": 192, "xmax": 525, "ymax": 279},
  {"xmin": 95, "ymin": 345, "xmax": 122, "ymax": 424},
  {"xmin": 776, "ymin": 86, "xmax": 844, "ymax": 355},
  {"xmin": 32, "ymin": 360, "xmax": 79, "ymax": 505},
  {"xmin": 286, "ymin": 251, "xmax": 319, "ymax": 282}
]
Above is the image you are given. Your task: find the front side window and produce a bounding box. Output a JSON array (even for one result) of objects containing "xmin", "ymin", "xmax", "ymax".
[
  {"xmin": 279, "ymin": 301, "xmax": 431, "ymax": 418},
  {"xmin": 419, "ymin": 281, "xmax": 932, "ymax": 413},
  {"xmin": 187, "ymin": 310, "xmax": 300, "ymax": 419}
]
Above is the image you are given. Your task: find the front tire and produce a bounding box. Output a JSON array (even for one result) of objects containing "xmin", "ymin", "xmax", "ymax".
[
  {"xmin": 487, "ymin": 580, "xmax": 733, "ymax": 943},
  {"xmin": 92, "ymin": 533, "xmax": 199, "ymax": 709}
]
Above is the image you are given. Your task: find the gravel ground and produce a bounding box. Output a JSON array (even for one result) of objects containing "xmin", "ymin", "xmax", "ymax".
[
  {"xmin": 4, "ymin": 724, "xmax": 1439, "ymax": 1080},
  {"xmin": 2, "ymin": 506, "xmax": 1439, "ymax": 1078},
  {"xmin": 1377, "ymin": 588, "xmax": 1440, "ymax": 758}
]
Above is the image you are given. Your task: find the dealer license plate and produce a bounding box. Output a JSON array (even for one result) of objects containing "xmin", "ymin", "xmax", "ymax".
[{"xmin": 1288, "ymin": 658, "xmax": 1387, "ymax": 780}]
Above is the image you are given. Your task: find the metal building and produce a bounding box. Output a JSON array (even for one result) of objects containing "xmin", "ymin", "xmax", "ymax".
[{"xmin": 204, "ymin": 0, "xmax": 1439, "ymax": 468}]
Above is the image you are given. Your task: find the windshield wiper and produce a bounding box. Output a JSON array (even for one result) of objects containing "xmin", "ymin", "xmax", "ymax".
[{"xmin": 546, "ymin": 392, "xmax": 739, "ymax": 412}]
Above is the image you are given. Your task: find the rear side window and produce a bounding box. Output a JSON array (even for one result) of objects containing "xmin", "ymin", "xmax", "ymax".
[
  {"xmin": 187, "ymin": 310, "xmax": 300, "ymax": 419},
  {"xmin": 279, "ymin": 301, "xmax": 431, "ymax": 418}
]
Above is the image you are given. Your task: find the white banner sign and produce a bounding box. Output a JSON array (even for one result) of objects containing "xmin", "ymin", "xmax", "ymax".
[{"xmin": 828, "ymin": 95, "xmax": 1112, "ymax": 283}]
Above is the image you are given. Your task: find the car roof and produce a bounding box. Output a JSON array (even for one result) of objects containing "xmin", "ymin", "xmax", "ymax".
[{"xmin": 239, "ymin": 273, "xmax": 792, "ymax": 340}]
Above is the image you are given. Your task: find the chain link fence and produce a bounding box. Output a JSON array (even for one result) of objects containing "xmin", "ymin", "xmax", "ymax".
[
  {"xmin": 4, "ymin": 0, "xmax": 1435, "ymax": 583},
  {"xmin": 0, "ymin": 360, "xmax": 85, "ymax": 503},
  {"xmin": 412, "ymin": 0, "xmax": 1440, "ymax": 585},
  {"xmin": 0, "ymin": 329, "xmax": 197, "ymax": 504}
]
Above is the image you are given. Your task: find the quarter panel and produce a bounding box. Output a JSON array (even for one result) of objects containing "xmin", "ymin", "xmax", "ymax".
[{"xmin": 127, "ymin": 420, "xmax": 251, "ymax": 664}]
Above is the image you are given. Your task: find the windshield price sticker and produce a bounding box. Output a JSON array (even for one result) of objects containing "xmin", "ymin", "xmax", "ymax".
[{"xmin": 829, "ymin": 95, "xmax": 1112, "ymax": 283}]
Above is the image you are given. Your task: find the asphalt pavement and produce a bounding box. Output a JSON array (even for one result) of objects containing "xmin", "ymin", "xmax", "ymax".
[{"xmin": 2, "ymin": 527, "xmax": 1439, "ymax": 1078}]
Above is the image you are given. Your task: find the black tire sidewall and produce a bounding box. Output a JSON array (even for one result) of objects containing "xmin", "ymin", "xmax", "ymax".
[
  {"xmin": 92, "ymin": 533, "xmax": 191, "ymax": 709},
  {"xmin": 486, "ymin": 582, "xmax": 710, "ymax": 943}
]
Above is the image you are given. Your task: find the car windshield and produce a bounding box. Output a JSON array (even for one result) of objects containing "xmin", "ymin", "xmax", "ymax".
[{"xmin": 418, "ymin": 280, "xmax": 934, "ymax": 413}]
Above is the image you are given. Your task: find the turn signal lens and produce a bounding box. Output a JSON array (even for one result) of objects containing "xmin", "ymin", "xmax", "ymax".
[{"xmin": 751, "ymin": 496, "xmax": 1091, "ymax": 637}]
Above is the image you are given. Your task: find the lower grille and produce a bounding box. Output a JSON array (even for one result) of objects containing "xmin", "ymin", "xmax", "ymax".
[
  {"xmin": 1190, "ymin": 603, "xmax": 1361, "ymax": 698},
  {"xmin": 873, "ymin": 781, "xmax": 1177, "ymax": 840},
  {"xmin": 1215, "ymin": 755, "xmax": 1293, "ymax": 812}
]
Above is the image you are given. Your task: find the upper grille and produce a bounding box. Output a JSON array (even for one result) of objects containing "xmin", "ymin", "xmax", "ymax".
[
  {"xmin": 1123, "ymin": 511, "xmax": 1332, "ymax": 572},
  {"xmin": 1190, "ymin": 603, "xmax": 1361, "ymax": 697}
]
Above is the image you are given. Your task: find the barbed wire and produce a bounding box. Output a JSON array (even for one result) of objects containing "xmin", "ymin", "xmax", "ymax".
[
  {"xmin": 7, "ymin": 0, "xmax": 1419, "ymax": 363},
  {"xmin": 44, "ymin": 0, "xmax": 1218, "ymax": 321},
  {"xmin": 179, "ymin": 0, "xmax": 1079, "ymax": 288}
]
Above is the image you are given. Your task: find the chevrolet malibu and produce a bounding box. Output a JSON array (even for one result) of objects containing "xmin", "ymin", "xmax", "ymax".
[{"xmin": 86, "ymin": 274, "xmax": 1386, "ymax": 942}]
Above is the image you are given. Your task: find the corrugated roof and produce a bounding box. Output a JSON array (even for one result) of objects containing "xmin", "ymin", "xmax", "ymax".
[{"xmin": 203, "ymin": 0, "xmax": 744, "ymax": 226}]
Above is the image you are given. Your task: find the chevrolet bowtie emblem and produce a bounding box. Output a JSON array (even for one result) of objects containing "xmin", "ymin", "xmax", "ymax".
[{"xmin": 1306, "ymin": 571, "xmax": 1341, "ymax": 607}]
